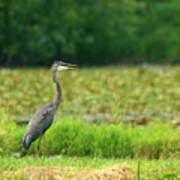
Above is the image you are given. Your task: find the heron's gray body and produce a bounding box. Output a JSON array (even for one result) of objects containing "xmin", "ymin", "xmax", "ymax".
[
  {"xmin": 22, "ymin": 61, "xmax": 77, "ymax": 152},
  {"xmin": 23, "ymin": 102, "xmax": 56, "ymax": 150}
]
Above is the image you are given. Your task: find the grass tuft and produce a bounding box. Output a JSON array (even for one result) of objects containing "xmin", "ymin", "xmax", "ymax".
[{"xmin": 0, "ymin": 118, "xmax": 180, "ymax": 159}]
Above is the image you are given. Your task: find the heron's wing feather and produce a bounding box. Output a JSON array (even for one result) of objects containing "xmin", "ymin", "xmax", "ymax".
[{"xmin": 25, "ymin": 102, "xmax": 55, "ymax": 140}]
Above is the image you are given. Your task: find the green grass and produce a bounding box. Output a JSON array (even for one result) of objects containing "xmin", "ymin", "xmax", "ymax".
[
  {"xmin": 0, "ymin": 156, "xmax": 124, "ymax": 170},
  {"xmin": 1, "ymin": 118, "xmax": 180, "ymax": 159},
  {"xmin": 1, "ymin": 66, "xmax": 180, "ymax": 158},
  {"xmin": 1, "ymin": 66, "xmax": 180, "ymax": 123},
  {"xmin": 0, "ymin": 156, "xmax": 180, "ymax": 179},
  {"xmin": 1, "ymin": 66, "xmax": 180, "ymax": 178}
]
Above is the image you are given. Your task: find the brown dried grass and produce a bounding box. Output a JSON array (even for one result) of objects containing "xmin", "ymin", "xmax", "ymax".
[
  {"xmin": 0, "ymin": 163, "xmax": 133, "ymax": 180},
  {"xmin": 73, "ymin": 163, "xmax": 133, "ymax": 180}
]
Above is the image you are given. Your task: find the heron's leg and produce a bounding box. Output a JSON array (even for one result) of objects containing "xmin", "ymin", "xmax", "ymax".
[
  {"xmin": 43, "ymin": 135, "xmax": 49, "ymax": 156},
  {"xmin": 37, "ymin": 134, "xmax": 43, "ymax": 154}
]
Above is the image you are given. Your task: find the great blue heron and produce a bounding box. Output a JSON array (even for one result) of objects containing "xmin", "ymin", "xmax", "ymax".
[{"xmin": 22, "ymin": 61, "xmax": 77, "ymax": 154}]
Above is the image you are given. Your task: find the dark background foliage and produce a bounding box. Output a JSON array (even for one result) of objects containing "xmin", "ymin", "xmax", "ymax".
[{"xmin": 0, "ymin": 0, "xmax": 179, "ymax": 66}]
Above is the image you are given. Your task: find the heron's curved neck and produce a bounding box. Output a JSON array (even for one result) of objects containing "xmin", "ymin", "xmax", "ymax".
[{"xmin": 52, "ymin": 70, "xmax": 61, "ymax": 109}]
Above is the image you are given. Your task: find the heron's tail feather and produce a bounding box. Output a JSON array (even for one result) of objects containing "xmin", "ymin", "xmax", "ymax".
[{"xmin": 23, "ymin": 134, "xmax": 32, "ymax": 150}]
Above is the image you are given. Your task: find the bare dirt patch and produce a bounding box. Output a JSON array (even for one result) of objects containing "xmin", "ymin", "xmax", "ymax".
[{"xmin": 0, "ymin": 163, "xmax": 133, "ymax": 180}]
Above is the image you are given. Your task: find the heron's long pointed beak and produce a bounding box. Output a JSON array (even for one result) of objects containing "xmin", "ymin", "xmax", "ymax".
[
  {"xmin": 57, "ymin": 62, "xmax": 78, "ymax": 71},
  {"xmin": 64, "ymin": 63, "xmax": 78, "ymax": 70}
]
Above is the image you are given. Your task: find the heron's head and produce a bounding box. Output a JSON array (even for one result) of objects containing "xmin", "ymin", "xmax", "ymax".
[{"xmin": 52, "ymin": 61, "xmax": 78, "ymax": 72}]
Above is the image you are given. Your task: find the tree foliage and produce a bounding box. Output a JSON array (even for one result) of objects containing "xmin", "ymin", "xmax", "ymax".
[{"xmin": 0, "ymin": 0, "xmax": 179, "ymax": 66}]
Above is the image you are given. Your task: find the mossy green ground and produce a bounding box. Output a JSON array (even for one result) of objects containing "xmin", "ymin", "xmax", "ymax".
[{"xmin": 1, "ymin": 66, "xmax": 180, "ymax": 178}]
